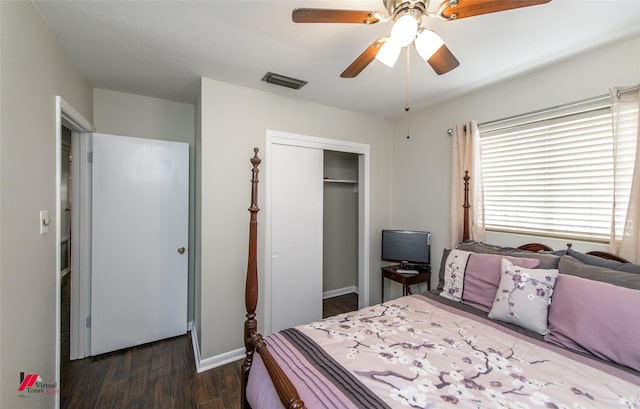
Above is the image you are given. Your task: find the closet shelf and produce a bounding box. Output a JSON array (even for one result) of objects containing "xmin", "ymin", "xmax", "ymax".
[{"xmin": 323, "ymin": 178, "xmax": 357, "ymax": 184}]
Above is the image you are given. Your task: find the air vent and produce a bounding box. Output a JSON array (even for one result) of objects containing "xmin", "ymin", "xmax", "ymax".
[{"xmin": 261, "ymin": 72, "xmax": 307, "ymax": 90}]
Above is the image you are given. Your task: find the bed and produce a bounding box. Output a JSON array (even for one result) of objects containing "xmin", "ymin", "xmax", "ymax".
[{"xmin": 241, "ymin": 149, "xmax": 640, "ymax": 408}]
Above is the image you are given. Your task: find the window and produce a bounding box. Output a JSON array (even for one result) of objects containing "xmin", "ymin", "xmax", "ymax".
[{"xmin": 479, "ymin": 98, "xmax": 638, "ymax": 241}]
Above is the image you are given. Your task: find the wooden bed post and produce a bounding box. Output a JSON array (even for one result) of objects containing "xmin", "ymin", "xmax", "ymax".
[
  {"xmin": 242, "ymin": 148, "xmax": 261, "ymax": 408},
  {"xmin": 463, "ymin": 170, "xmax": 470, "ymax": 242},
  {"xmin": 241, "ymin": 148, "xmax": 306, "ymax": 409}
]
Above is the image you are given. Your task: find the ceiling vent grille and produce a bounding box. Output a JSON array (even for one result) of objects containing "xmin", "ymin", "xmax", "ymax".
[{"xmin": 261, "ymin": 72, "xmax": 307, "ymax": 90}]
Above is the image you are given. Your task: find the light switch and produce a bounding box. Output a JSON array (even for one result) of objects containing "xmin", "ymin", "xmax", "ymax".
[{"xmin": 40, "ymin": 210, "xmax": 50, "ymax": 235}]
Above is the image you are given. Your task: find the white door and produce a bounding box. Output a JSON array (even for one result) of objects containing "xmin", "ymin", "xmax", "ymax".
[
  {"xmin": 271, "ymin": 143, "xmax": 323, "ymax": 332},
  {"xmin": 90, "ymin": 133, "xmax": 188, "ymax": 356}
]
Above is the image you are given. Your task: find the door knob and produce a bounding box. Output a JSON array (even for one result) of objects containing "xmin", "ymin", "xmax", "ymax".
[{"xmin": 178, "ymin": 246, "xmax": 186, "ymax": 255}]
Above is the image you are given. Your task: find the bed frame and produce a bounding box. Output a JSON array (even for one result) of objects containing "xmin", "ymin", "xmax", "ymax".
[{"xmin": 241, "ymin": 153, "xmax": 628, "ymax": 409}]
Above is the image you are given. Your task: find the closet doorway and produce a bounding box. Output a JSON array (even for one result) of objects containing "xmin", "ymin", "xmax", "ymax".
[
  {"xmin": 264, "ymin": 130, "xmax": 370, "ymax": 334},
  {"xmin": 323, "ymin": 150, "xmax": 360, "ymax": 316}
]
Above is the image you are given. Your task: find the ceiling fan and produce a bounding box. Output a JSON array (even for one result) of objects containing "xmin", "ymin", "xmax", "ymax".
[{"xmin": 292, "ymin": 0, "xmax": 551, "ymax": 78}]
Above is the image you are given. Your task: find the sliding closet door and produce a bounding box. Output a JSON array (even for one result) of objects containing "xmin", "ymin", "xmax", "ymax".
[{"xmin": 270, "ymin": 143, "xmax": 323, "ymax": 332}]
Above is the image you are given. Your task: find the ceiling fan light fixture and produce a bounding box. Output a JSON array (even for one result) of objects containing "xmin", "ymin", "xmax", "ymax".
[
  {"xmin": 375, "ymin": 38, "xmax": 402, "ymax": 67},
  {"xmin": 414, "ymin": 29, "xmax": 444, "ymax": 61},
  {"xmin": 390, "ymin": 13, "xmax": 419, "ymax": 47}
]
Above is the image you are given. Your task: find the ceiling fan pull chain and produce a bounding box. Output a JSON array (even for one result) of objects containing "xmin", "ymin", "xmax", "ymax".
[{"xmin": 406, "ymin": 48, "xmax": 411, "ymax": 139}]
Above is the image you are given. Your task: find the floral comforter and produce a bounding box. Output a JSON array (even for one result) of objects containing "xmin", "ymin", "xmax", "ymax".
[{"xmin": 248, "ymin": 294, "xmax": 639, "ymax": 408}]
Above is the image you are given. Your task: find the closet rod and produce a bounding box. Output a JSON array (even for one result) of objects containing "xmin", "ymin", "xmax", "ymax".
[{"xmin": 446, "ymin": 84, "xmax": 639, "ymax": 136}]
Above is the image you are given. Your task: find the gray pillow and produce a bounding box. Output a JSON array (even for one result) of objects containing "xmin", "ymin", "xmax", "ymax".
[
  {"xmin": 558, "ymin": 255, "xmax": 640, "ymax": 290},
  {"xmin": 543, "ymin": 249, "xmax": 571, "ymax": 257},
  {"xmin": 456, "ymin": 240, "xmax": 519, "ymax": 254},
  {"xmin": 456, "ymin": 241, "xmax": 561, "ymax": 269},
  {"xmin": 488, "ymin": 258, "xmax": 558, "ymax": 335},
  {"xmin": 567, "ymin": 248, "xmax": 640, "ymax": 274}
]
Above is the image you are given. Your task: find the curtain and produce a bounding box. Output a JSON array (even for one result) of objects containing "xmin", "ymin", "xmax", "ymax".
[
  {"xmin": 610, "ymin": 86, "xmax": 640, "ymax": 263},
  {"xmin": 450, "ymin": 120, "xmax": 485, "ymax": 247}
]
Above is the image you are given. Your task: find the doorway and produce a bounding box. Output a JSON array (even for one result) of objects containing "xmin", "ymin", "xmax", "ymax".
[
  {"xmin": 55, "ymin": 96, "xmax": 93, "ymax": 409},
  {"xmin": 323, "ymin": 150, "xmax": 360, "ymax": 317},
  {"xmin": 59, "ymin": 125, "xmax": 73, "ymax": 391}
]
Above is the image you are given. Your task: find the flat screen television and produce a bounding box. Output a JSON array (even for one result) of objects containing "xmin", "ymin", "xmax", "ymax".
[{"xmin": 381, "ymin": 230, "xmax": 431, "ymax": 268}]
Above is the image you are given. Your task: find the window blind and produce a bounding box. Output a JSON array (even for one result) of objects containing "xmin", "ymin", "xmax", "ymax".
[{"xmin": 479, "ymin": 102, "xmax": 638, "ymax": 241}]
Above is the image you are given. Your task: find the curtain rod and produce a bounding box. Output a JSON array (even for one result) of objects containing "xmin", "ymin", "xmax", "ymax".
[
  {"xmin": 616, "ymin": 84, "xmax": 640, "ymax": 98},
  {"xmin": 446, "ymin": 85, "xmax": 640, "ymax": 136}
]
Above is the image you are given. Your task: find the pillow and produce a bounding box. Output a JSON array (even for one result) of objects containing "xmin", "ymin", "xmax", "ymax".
[
  {"xmin": 557, "ymin": 255, "xmax": 640, "ymax": 290},
  {"xmin": 435, "ymin": 248, "xmax": 451, "ymax": 293},
  {"xmin": 456, "ymin": 240, "xmax": 561, "ymax": 269},
  {"xmin": 546, "ymin": 274, "xmax": 640, "ymax": 371},
  {"xmin": 499, "ymin": 251, "xmax": 560, "ymax": 269},
  {"xmin": 567, "ymin": 248, "xmax": 640, "ymax": 274},
  {"xmin": 439, "ymin": 249, "xmax": 472, "ymax": 302},
  {"xmin": 462, "ymin": 253, "xmax": 540, "ymax": 312},
  {"xmin": 488, "ymin": 258, "xmax": 558, "ymax": 335},
  {"xmin": 456, "ymin": 240, "xmax": 519, "ymax": 254}
]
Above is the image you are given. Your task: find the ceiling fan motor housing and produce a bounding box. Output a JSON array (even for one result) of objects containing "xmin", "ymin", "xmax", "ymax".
[{"xmin": 384, "ymin": 0, "xmax": 428, "ymax": 19}]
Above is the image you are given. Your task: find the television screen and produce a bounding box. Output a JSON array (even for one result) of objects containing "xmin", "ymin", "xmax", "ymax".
[{"xmin": 381, "ymin": 230, "xmax": 430, "ymax": 267}]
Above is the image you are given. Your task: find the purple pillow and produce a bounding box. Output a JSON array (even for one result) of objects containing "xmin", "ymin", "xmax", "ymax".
[
  {"xmin": 546, "ymin": 274, "xmax": 640, "ymax": 371},
  {"xmin": 462, "ymin": 253, "xmax": 540, "ymax": 312}
]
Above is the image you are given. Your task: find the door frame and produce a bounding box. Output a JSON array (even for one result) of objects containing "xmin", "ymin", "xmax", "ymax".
[
  {"xmin": 264, "ymin": 130, "xmax": 370, "ymax": 335},
  {"xmin": 55, "ymin": 96, "xmax": 93, "ymax": 409}
]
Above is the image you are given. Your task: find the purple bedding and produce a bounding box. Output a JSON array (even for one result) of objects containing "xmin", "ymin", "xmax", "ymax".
[{"xmin": 247, "ymin": 293, "xmax": 640, "ymax": 408}]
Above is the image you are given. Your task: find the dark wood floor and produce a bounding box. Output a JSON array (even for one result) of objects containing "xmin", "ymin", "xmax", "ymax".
[
  {"xmin": 60, "ymin": 274, "xmax": 357, "ymax": 408},
  {"xmin": 323, "ymin": 292, "xmax": 358, "ymax": 318}
]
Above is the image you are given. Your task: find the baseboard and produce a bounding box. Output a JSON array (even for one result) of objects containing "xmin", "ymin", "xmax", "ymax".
[
  {"xmin": 189, "ymin": 286, "xmax": 358, "ymax": 373},
  {"xmin": 323, "ymin": 285, "xmax": 359, "ymax": 300},
  {"xmin": 190, "ymin": 325, "xmax": 245, "ymax": 373}
]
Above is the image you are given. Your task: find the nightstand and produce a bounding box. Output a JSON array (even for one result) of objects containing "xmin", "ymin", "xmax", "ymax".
[{"xmin": 381, "ymin": 265, "xmax": 430, "ymax": 301}]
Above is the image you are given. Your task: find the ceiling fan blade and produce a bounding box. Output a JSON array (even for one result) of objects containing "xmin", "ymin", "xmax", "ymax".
[
  {"xmin": 292, "ymin": 8, "xmax": 380, "ymax": 24},
  {"xmin": 440, "ymin": 0, "xmax": 550, "ymax": 20},
  {"xmin": 341, "ymin": 37, "xmax": 387, "ymax": 78},
  {"xmin": 427, "ymin": 44, "xmax": 460, "ymax": 75}
]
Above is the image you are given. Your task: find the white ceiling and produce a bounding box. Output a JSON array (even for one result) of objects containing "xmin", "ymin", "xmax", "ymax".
[{"xmin": 34, "ymin": 0, "xmax": 640, "ymax": 119}]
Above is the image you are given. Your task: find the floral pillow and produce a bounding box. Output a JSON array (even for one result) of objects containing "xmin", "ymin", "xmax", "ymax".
[
  {"xmin": 439, "ymin": 249, "xmax": 472, "ymax": 302},
  {"xmin": 488, "ymin": 258, "xmax": 559, "ymax": 335}
]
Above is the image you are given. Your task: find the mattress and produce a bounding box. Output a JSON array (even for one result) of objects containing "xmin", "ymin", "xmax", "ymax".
[{"xmin": 246, "ymin": 293, "xmax": 640, "ymax": 408}]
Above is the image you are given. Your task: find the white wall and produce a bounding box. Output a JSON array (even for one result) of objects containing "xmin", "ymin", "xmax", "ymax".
[
  {"xmin": 391, "ymin": 35, "xmax": 640, "ymax": 289},
  {"xmin": 0, "ymin": 2, "xmax": 93, "ymax": 407},
  {"xmin": 323, "ymin": 182, "xmax": 359, "ymax": 294},
  {"xmin": 93, "ymin": 89, "xmax": 196, "ymax": 322},
  {"xmin": 197, "ymin": 78, "xmax": 393, "ymax": 361},
  {"xmin": 94, "ymin": 89, "xmax": 194, "ymax": 141}
]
